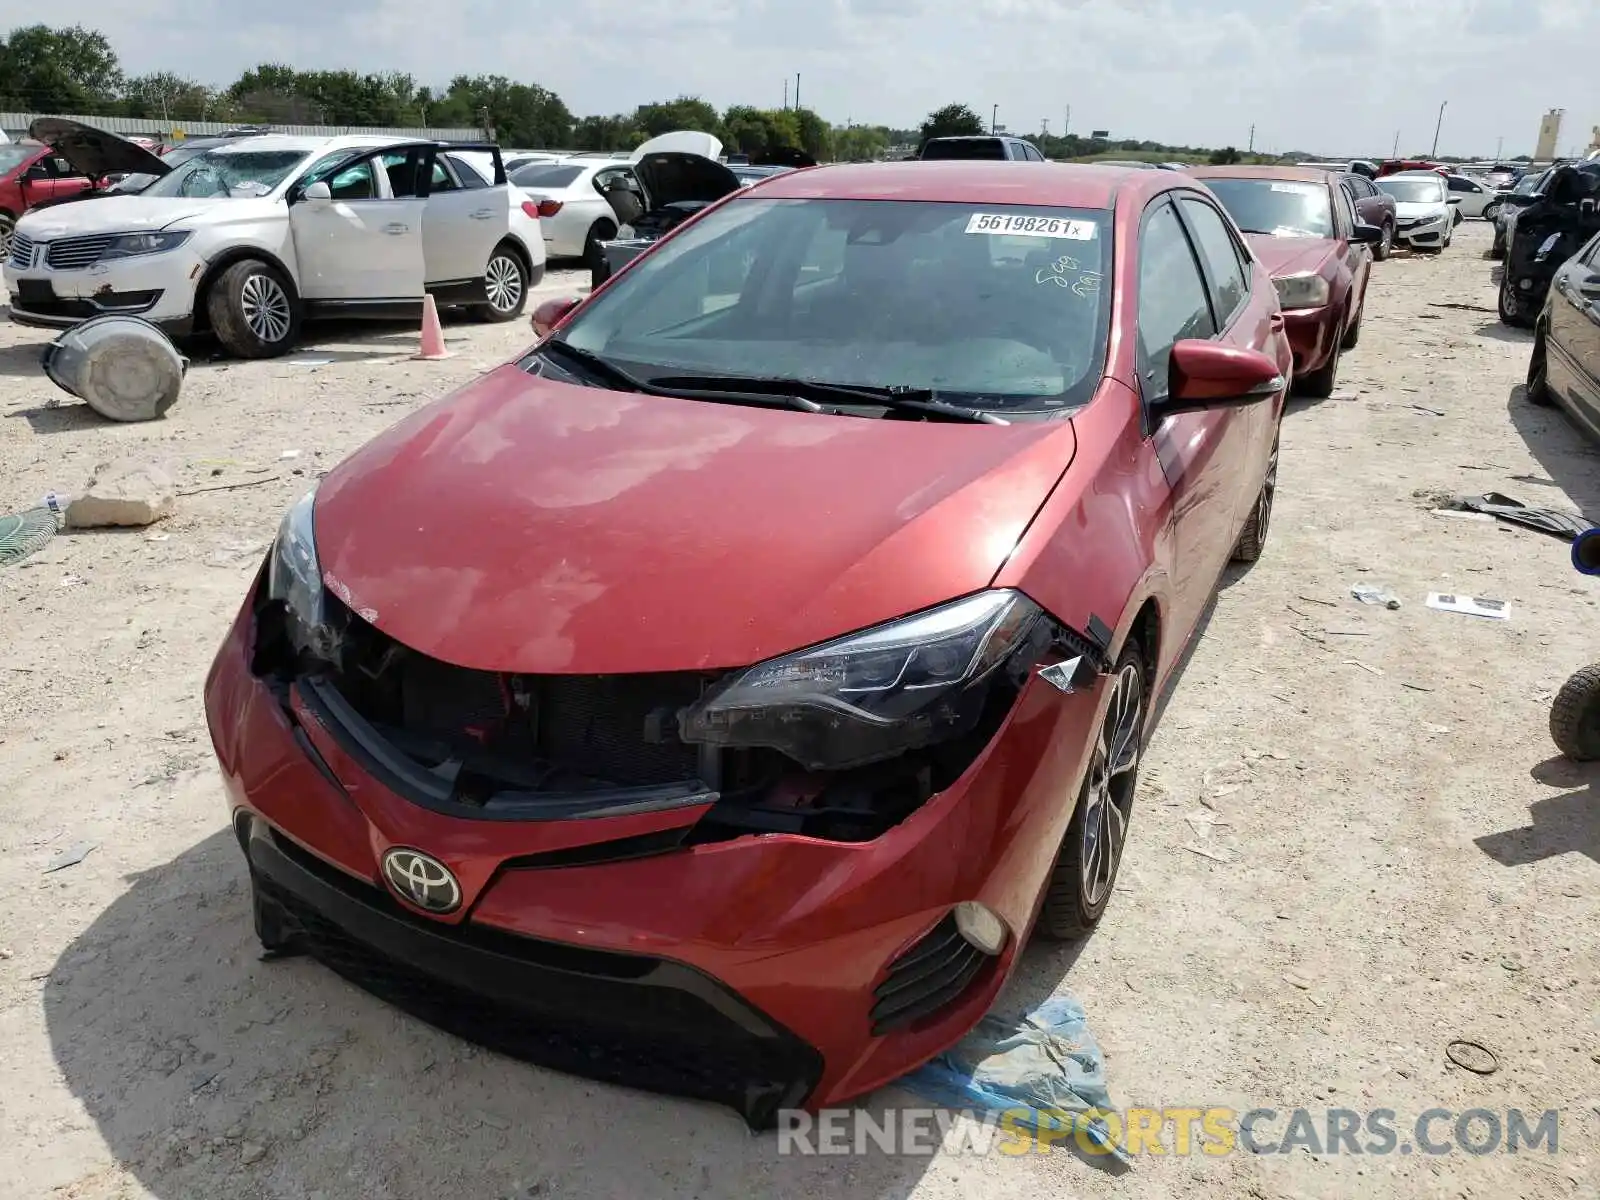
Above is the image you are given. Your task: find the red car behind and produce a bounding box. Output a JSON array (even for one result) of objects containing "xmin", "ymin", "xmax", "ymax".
[
  {"xmin": 206, "ymin": 161, "xmax": 1290, "ymax": 1127},
  {"xmin": 0, "ymin": 142, "xmax": 96, "ymax": 259},
  {"xmin": 1191, "ymin": 165, "xmax": 1380, "ymax": 398}
]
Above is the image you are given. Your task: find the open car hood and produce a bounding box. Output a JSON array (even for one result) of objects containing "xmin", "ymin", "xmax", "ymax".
[
  {"xmin": 631, "ymin": 151, "xmax": 741, "ymax": 211},
  {"xmin": 313, "ymin": 366, "xmax": 1076, "ymax": 675},
  {"xmin": 28, "ymin": 118, "xmax": 171, "ymax": 180}
]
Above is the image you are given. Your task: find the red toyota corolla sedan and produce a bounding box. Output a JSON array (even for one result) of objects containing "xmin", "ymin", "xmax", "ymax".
[
  {"xmin": 1190, "ymin": 165, "xmax": 1381, "ymax": 398},
  {"xmin": 205, "ymin": 160, "xmax": 1290, "ymax": 1128}
]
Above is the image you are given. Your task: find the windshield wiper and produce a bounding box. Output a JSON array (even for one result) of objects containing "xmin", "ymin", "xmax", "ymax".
[
  {"xmin": 539, "ymin": 341, "xmax": 825, "ymax": 413},
  {"xmin": 648, "ymin": 375, "xmax": 1009, "ymax": 424}
]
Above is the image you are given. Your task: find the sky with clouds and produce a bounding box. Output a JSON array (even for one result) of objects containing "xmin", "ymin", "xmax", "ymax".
[{"xmin": 41, "ymin": 0, "xmax": 1600, "ymax": 155}]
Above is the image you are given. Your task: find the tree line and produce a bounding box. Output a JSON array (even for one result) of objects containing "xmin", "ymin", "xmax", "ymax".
[{"xmin": 0, "ymin": 24, "xmax": 1279, "ymax": 164}]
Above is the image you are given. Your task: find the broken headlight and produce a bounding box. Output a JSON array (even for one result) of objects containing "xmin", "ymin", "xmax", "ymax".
[
  {"xmin": 264, "ymin": 485, "xmax": 329, "ymax": 656},
  {"xmin": 680, "ymin": 590, "xmax": 1049, "ymax": 771}
]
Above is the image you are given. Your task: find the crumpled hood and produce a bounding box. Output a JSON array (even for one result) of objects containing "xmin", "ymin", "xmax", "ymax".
[
  {"xmin": 1241, "ymin": 234, "xmax": 1333, "ymax": 277},
  {"xmin": 29, "ymin": 117, "xmax": 171, "ymax": 179},
  {"xmin": 313, "ymin": 366, "xmax": 1076, "ymax": 675},
  {"xmin": 16, "ymin": 195, "xmax": 216, "ymax": 237}
]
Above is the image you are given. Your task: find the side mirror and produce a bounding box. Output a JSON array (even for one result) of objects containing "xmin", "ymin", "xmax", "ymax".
[
  {"xmin": 1351, "ymin": 222, "xmax": 1383, "ymax": 245},
  {"xmin": 299, "ymin": 181, "xmax": 332, "ymax": 204},
  {"xmin": 531, "ymin": 294, "xmax": 582, "ymax": 338},
  {"xmin": 1446, "ymin": 197, "xmax": 1461, "ymax": 205},
  {"xmin": 1156, "ymin": 341, "xmax": 1284, "ymax": 416}
]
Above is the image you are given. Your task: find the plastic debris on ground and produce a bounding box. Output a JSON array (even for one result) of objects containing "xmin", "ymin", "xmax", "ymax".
[
  {"xmin": 1351, "ymin": 583, "xmax": 1401, "ymax": 609},
  {"xmin": 899, "ymin": 994, "xmax": 1131, "ymax": 1167},
  {"xmin": 1448, "ymin": 492, "xmax": 1591, "ymax": 540},
  {"xmin": 0, "ymin": 508, "xmax": 58, "ymax": 568},
  {"xmin": 1426, "ymin": 593, "xmax": 1510, "ymax": 620}
]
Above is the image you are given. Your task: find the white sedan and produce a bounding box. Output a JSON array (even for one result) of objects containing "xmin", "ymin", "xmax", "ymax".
[
  {"xmin": 510, "ymin": 158, "xmax": 639, "ymax": 268},
  {"xmin": 1444, "ymin": 173, "xmax": 1498, "ymax": 219}
]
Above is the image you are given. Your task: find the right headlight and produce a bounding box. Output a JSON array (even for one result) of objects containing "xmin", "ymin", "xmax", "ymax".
[
  {"xmin": 679, "ymin": 590, "xmax": 1051, "ymax": 771},
  {"xmin": 1273, "ymin": 273, "xmax": 1330, "ymax": 309},
  {"xmin": 263, "ymin": 486, "xmax": 330, "ymax": 656}
]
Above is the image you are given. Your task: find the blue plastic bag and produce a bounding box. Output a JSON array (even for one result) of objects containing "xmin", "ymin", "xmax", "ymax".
[{"xmin": 899, "ymin": 994, "xmax": 1131, "ymax": 1166}]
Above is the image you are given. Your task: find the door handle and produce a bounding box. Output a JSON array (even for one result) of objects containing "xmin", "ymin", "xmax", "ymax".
[
  {"xmin": 470, "ymin": 208, "xmax": 495, "ymax": 220},
  {"xmin": 382, "ymin": 223, "xmax": 409, "ymax": 235}
]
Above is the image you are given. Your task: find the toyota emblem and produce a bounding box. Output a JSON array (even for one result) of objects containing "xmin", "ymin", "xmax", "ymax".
[{"xmin": 381, "ymin": 848, "xmax": 462, "ymax": 914}]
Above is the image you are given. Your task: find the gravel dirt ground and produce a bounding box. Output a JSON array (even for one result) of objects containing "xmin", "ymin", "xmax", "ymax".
[{"xmin": 1, "ymin": 227, "xmax": 1596, "ymax": 1200}]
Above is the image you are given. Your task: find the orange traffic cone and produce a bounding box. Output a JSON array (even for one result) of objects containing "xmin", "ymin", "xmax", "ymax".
[{"xmin": 413, "ymin": 294, "xmax": 453, "ymax": 360}]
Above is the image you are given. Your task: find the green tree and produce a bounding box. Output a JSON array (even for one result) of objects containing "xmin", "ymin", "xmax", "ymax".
[
  {"xmin": 792, "ymin": 107, "xmax": 831, "ymax": 160},
  {"xmin": 0, "ymin": 24, "xmax": 122, "ymax": 112},
  {"xmin": 833, "ymin": 124, "xmax": 890, "ymax": 161},
  {"xmin": 437, "ymin": 75, "xmax": 573, "ymax": 146},
  {"xmin": 918, "ymin": 103, "xmax": 985, "ymax": 144},
  {"xmin": 1207, "ymin": 145, "xmax": 1242, "ymax": 165},
  {"xmin": 633, "ymin": 96, "xmax": 721, "ymax": 139},
  {"xmin": 121, "ymin": 72, "xmax": 214, "ymax": 121},
  {"xmin": 227, "ymin": 63, "xmax": 320, "ymax": 123},
  {"xmin": 571, "ymin": 114, "xmax": 641, "ymax": 151}
]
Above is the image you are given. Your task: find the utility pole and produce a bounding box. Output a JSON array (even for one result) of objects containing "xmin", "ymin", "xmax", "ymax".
[
  {"xmin": 1248, "ymin": 123, "xmax": 1255, "ymax": 153},
  {"xmin": 782, "ymin": 78, "xmax": 788, "ymax": 109},
  {"xmin": 991, "ymin": 104, "xmax": 998, "ymax": 134},
  {"xmin": 1064, "ymin": 105, "xmax": 1070, "ymax": 136},
  {"xmin": 1392, "ymin": 129, "xmax": 1400, "ymax": 156},
  {"xmin": 794, "ymin": 73, "xmax": 801, "ymax": 111},
  {"xmin": 1430, "ymin": 100, "xmax": 1447, "ymax": 158},
  {"xmin": 1041, "ymin": 118, "xmax": 1049, "ymax": 137},
  {"xmin": 1495, "ymin": 135, "xmax": 1503, "ymax": 163}
]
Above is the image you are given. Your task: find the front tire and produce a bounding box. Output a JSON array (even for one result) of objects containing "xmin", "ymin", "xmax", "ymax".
[
  {"xmin": 1038, "ymin": 644, "xmax": 1146, "ymax": 939},
  {"xmin": 1526, "ymin": 327, "xmax": 1554, "ymax": 405},
  {"xmin": 1551, "ymin": 664, "xmax": 1600, "ymax": 761},
  {"xmin": 1231, "ymin": 429, "xmax": 1279, "ymax": 564},
  {"xmin": 1499, "ymin": 277, "xmax": 1534, "ymax": 328},
  {"xmin": 1373, "ymin": 220, "xmax": 1394, "ymax": 262},
  {"xmin": 206, "ymin": 259, "xmax": 300, "ymax": 359},
  {"xmin": 472, "ymin": 242, "xmax": 529, "ymax": 323}
]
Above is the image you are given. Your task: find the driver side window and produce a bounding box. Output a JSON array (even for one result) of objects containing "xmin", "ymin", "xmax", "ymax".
[{"xmin": 1138, "ymin": 200, "xmax": 1217, "ymax": 400}]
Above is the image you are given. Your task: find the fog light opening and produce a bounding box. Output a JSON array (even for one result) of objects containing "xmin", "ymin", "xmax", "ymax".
[{"xmin": 953, "ymin": 901, "xmax": 1007, "ymax": 956}]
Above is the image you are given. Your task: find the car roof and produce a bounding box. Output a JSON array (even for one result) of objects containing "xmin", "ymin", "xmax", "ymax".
[
  {"xmin": 201, "ymin": 134, "xmax": 401, "ymax": 155},
  {"xmin": 747, "ymin": 160, "xmax": 1176, "ymax": 208},
  {"xmin": 1383, "ymin": 170, "xmax": 1447, "ymax": 180},
  {"xmin": 1187, "ymin": 164, "xmax": 1335, "ymax": 186}
]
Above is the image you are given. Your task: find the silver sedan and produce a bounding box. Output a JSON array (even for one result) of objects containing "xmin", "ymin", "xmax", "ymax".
[{"xmin": 510, "ymin": 159, "xmax": 638, "ymax": 267}]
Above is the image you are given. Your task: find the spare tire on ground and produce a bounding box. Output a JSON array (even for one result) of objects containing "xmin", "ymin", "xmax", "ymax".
[{"xmin": 41, "ymin": 315, "xmax": 187, "ymax": 422}]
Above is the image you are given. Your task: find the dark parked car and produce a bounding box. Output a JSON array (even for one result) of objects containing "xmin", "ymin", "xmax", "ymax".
[
  {"xmin": 1491, "ymin": 167, "xmax": 1555, "ymax": 259},
  {"xmin": 1499, "ymin": 163, "xmax": 1600, "ymax": 327},
  {"xmin": 1527, "ymin": 231, "xmax": 1600, "ymax": 440},
  {"xmin": 1341, "ymin": 172, "xmax": 1397, "ymax": 260},
  {"xmin": 919, "ymin": 135, "xmax": 1046, "ymax": 161}
]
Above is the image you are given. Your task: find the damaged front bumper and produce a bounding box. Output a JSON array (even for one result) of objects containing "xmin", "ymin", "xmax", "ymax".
[{"xmin": 204, "ymin": 574, "xmax": 1110, "ymax": 1124}]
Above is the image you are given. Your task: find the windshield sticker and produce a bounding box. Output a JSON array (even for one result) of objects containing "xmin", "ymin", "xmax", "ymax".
[
  {"xmin": 1035, "ymin": 254, "xmax": 1102, "ymax": 296},
  {"xmin": 966, "ymin": 213, "xmax": 1095, "ymax": 239},
  {"xmin": 1270, "ymin": 182, "xmax": 1318, "ymax": 194}
]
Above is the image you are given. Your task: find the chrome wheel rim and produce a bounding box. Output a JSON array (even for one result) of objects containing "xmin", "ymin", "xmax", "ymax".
[
  {"xmin": 1256, "ymin": 436, "xmax": 1279, "ymax": 537},
  {"xmin": 241, "ymin": 273, "xmax": 291, "ymax": 344},
  {"xmin": 485, "ymin": 255, "xmax": 523, "ymax": 312},
  {"xmin": 0, "ymin": 217, "xmax": 12, "ymax": 262},
  {"xmin": 1079, "ymin": 661, "xmax": 1144, "ymax": 907},
  {"xmin": 1380, "ymin": 225, "xmax": 1392, "ymax": 257}
]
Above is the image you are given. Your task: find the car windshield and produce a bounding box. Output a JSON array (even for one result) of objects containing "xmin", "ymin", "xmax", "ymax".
[
  {"xmin": 554, "ymin": 197, "xmax": 1113, "ymax": 413},
  {"xmin": 512, "ymin": 163, "xmax": 587, "ymax": 189},
  {"xmin": 1379, "ymin": 177, "xmax": 1446, "ymax": 204},
  {"xmin": 142, "ymin": 148, "xmax": 311, "ymax": 198},
  {"xmin": 1514, "ymin": 172, "xmax": 1547, "ymax": 195},
  {"xmin": 0, "ymin": 145, "xmax": 35, "ymax": 173},
  {"xmin": 1203, "ymin": 178, "xmax": 1334, "ymax": 238}
]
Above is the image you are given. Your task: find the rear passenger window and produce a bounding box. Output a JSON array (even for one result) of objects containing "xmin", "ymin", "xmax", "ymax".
[
  {"xmin": 1179, "ymin": 198, "xmax": 1248, "ymax": 326},
  {"xmin": 1138, "ymin": 201, "xmax": 1217, "ymax": 398}
]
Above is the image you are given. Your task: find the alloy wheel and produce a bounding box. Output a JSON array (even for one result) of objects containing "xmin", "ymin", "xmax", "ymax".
[
  {"xmin": 1079, "ymin": 660, "xmax": 1144, "ymax": 908},
  {"xmin": 485, "ymin": 254, "xmax": 524, "ymax": 313},
  {"xmin": 1379, "ymin": 224, "xmax": 1392, "ymax": 258},
  {"xmin": 0, "ymin": 216, "xmax": 13, "ymax": 263},
  {"xmin": 240, "ymin": 273, "xmax": 292, "ymax": 345},
  {"xmin": 1255, "ymin": 437, "xmax": 1279, "ymax": 540}
]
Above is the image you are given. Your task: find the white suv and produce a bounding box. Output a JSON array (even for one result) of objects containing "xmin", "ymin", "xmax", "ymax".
[{"xmin": 3, "ymin": 134, "xmax": 545, "ymax": 358}]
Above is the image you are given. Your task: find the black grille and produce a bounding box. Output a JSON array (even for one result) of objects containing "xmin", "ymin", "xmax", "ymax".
[
  {"xmin": 45, "ymin": 234, "xmax": 114, "ymax": 270},
  {"xmin": 870, "ymin": 914, "xmax": 988, "ymax": 1035},
  {"xmin": 8, "ymin": 232, "xmax": 35, "ymax": 269},
  {"xmin": 249, "ymin": 824, "xmax": 822, "ymax": 1129},
  {"xmin": 320, "ymin": 596, "xmax": 711, "ymax": 792}
]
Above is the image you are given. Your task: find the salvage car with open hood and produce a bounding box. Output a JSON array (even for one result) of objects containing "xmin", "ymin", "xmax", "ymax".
[
  {"xmin": 589, "ymin": 132, "xmax": 816, "ymax": 288},
  {"xmin": 206, "ymin": 159, "xmax": 1290, "ymax": 1128}
]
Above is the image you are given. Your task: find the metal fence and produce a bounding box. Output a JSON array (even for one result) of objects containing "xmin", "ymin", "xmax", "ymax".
[{"xmin": 0, "ymin": 111, "xmax": 481, "ymax": 142}]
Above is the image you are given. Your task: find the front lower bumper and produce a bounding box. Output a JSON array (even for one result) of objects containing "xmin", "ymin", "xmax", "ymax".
[
  {"xmin": 1395, "ymin": 216, "xmax": 1450, "ymax": 248},
  {"xmin": 243, "ymin": 811, "xmax": 822, "ymax": 1128},
  {"xmin": 1281, "ymin": 305, "xmax": 1339, "ymax": 376}
]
